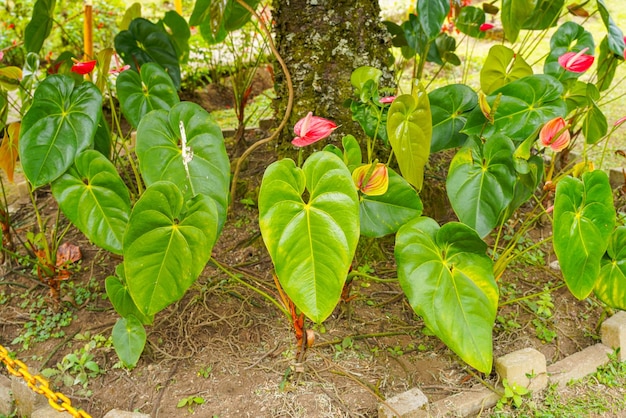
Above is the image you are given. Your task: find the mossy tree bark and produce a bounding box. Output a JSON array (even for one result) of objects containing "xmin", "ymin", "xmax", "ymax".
[{"xmin": 272, "ymin": 0, "xmax": 394, "ymax": 152}]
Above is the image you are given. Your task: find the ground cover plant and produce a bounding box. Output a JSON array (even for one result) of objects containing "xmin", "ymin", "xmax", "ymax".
[{"xmin": 1, "ymin": 0, "xmax": 626, "ymax": 416}]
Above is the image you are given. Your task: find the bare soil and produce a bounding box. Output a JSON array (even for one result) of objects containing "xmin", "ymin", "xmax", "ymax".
[{"xmin": 0, "ymin": 84, "xmax": 608, "ymax": 418}]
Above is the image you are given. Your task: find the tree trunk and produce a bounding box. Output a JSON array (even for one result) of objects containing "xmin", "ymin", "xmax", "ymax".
[{"xmin": 272, "ymin": 0, "xmax": 394, "ymax": 150}]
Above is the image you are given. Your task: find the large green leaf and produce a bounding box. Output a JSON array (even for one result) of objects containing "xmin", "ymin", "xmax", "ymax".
[
  {"xmin": 114, "ymin": 18, "xmax": 181, "ymax": 89},
  {"xmin": 447, "ymin": 135, "xmax": 516, "ymax": 238},
  {"xmin": 418, "ymin": 0, "xmax": 450, "ymax": 40},
  {"xmin": 116, "ymin": 62, "xmax": 180, "ymax": 129},
  {"xmin": 387, "ymin": 86, "xmax": 431, "ymax": 190},
  {"xmin": 105, "ymin": 266, "xmax": 154, "ymax": 325},
  {"xmin": 597, "ymin": 0, "xmax": 625, "ymax": 57},
  {"xmin": 135, "ymin": 102, "xmax": 230, "ymax": 229},
  {"xmin": 455, "ymin": 6, "xmax": 485, "ymax": 38},
  {"xmin": 190, "ymin": 0, "xmax": 259, "ymax": 45},
  {"xmin": 24, "ymin": 0, "xmax": 55, "ymax": 54},
  {"xmin": 597, "ymin": 37, "xmax": 620, "ymax": 92},
  {"xmin": 124, "ymin": 181, "xmax": 219, "ymax": 316},
  {"xmin": 161, "ymin": 11, "xmax": 191, "ymax": 63},
  {"xmin": 429, "ymin": 84, "xmax": 476, "ymax": 152},
  {"xmin": 395, "ymin": 217, "xmax": 498, "ymax": 373},
  {"xmin": 51, "ymin": 150, "xmax": 131, "ymax": 254},
  {"xmin": 553, "ymin": 171, "xmax": 616, "ymax": 299},
  {"xmin": 463, "ymin": 75, "xmax": 566, "ymax": 141},
  {"xmin": 543, "ymin": 22, "xmax": 594, "ymax": 81},
  {"xmin": 19, "ymin": 75, "xmax": 102, "ymax": 188},
  {"xmin": 582, "ymin": 102, "xmax": 607, "ymax": 145},
  {"xmin": 501, "ymin": 0, "xmax": 534, "ymax": 43},
  {"xmin": 112, "ymin": 316, "xmax": 146, "ymax": 368},
  {"xmin": 521, "ymin": 0, "xmax": 564, "ymax": 30},
  {"xmin": 595, "ymin": 227, "xmax": 626, "ymax": 310},
  {"xmin": 480, "ymin": 45, "xmax": 533, "ymax": 95},
  {"xmin": 360, "ymin": 168, "xmax": 422, "ymax": 238},
  {"xmin": 258, "ymin": 152, "xmax": 359, "ymax": 323}
]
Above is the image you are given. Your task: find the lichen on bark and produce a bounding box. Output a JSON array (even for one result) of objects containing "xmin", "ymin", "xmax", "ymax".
[{"xmin": 272, "ymin": 0, "xmax": 395, "ymax": 151}]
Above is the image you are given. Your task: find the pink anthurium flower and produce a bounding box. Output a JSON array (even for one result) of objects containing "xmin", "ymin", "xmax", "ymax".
[
  {"xmin": 291, "ymin": 112, "xmax": 337, "ymax": 147},
  {"xmin": 614, "ymin": 115, "xmax": 626, "ymax": 127},
  {"xmin": 479, "ymin": 23, "xmax": 494, "ymax": 31},
  {"xmin": 71, "ymin": 60, "xmax": 97, "ymax": 75},
  {"xmin": 558, "ymin": 47, "xmax": 594, "ymax": 73},
  {"xmin": 352, "ymin": 163, "xmax": 388, "ymax": 196},
  {"xmin": 379, "ymin": 96, "xmax": 396, "ymax": 104},
  {"xmin": 540, "ymin": 117, "xmax": 570, "ymax": 152}
]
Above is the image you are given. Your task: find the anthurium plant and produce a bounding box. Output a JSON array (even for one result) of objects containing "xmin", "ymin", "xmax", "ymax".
[{"xmin": 2, "ymin": 0, "xmax": 625, "ymax": 376}]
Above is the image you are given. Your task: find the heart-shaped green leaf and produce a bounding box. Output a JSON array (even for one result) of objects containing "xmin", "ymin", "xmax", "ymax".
[
  {"xmin": 114, "ymin": 18, "xmax": 181, "ymax": 89},
  {"xmin": 447, "ymin": 135, "xmax": 516, "ymax": 238},
  {"xmin": 595, "ymin": 227, "xmax": 626, "ymax": 310},
  {"xmin": 24, "ymin": 0, "xmax": 55, "ymax": 53},
  {"xmin": 116, "ymin": 62, "xmax": 180, "ymax": 129},
  {"xmin": 161, "ymin": 11, "xmax": 191, "ymax": 63},
  {"xmin": 597, "ymin": 36, "xmax": 620, "ymax": 92},
  {"xmin": 395, "ymin": 217, "xmax": 498, "ymax": 373},
  {"xmin": 19, "ymin": 75, "xmax": 102, "ymax": 188},
  {"xmin": 360, "ymin": 168, "xmax": 422, "ymax": 238},
  {"xmin": 51, "ymin": 150, "xmax": 131, "ymax": 254},
  {"xmin": 105, "ymin": 267, "xmax": 154, "ymax": 325},
  {"xmin": 544, "ymin": 22, "xmax": 594, "ymax": 81},
  {"xmin": 501, "ymin": 0, "xmax": 534, "ymax": 43},
  {"xmin": 455, "ymin": 6, "xmax": 485, "ymax": 38},
  {"xmin": 418, "ymin": 0, "xmax": 450, "ymax": 40},
  {"xmin": 463, "ymin": 75, "xmax": 566, "ymax": 141},
  {"xmin": 597, "ymin": 0, "xmax": 625, "ymax": 57},
  {"xmin": 480, "ymin": 45, "xmax": 533, "ymax": 95},
  {"xmin": 124, "ymin": 181, "xmax": 219, "ymax": 316},
  {"xmin": 258, "ymin": 152, "xmax": 359, "ymax": 323},
  {"xmin": 112, "ymin": 316, "xmax": 146, "ymax": 368},
  {"xmin": 553, "ymin": 171, "xmax": 616, "ymax": 299},
  {"xmin": 136, "ymin": 102, "xmax": 230, "ymax": 229},
  {"xmin": 429, "ymin": 84, "xmax": 476, "ymax": 152},
  {"xmin": 350, "ymin": 66, "xmax": 382, "ymax": 96},
  {"xmin": 582, "ymin": 102, "xmax": 607, "ymax": 145},
  {"xmin": 387, "ymin": 86, "xmax": 431, "ymax": 190}
]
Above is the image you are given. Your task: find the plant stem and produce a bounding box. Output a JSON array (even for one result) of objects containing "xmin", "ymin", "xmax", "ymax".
[
  {"xmin": 210, "ymin": 258, "xmax": 289, "ymax": 318},
  {"xmin": 499, "ymin": 283, "xmax": 565, "ymax": 307}
]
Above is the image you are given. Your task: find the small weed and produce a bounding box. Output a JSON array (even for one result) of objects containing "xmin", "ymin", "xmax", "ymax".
[
  {"xmin": 532, "ymin": 318, "xmax": 557, "ymax": 343},
  {"xmin": 197, "ymin": 365, "xmax": 213, "ymax": 378},
  {"xmin": 496, "ymin": 312, "xmax": 522, "ymax": 333},
  {"xmin": 177, "ymin": 395, "xmax": 206, "ymax": 413},
  {"xmin": 12, "ymin": 301, "xmax": 74, "ymax": 350},
  {"xmin": 387, "ymin": 345, "xmax": 404, "ymax": 357},
  {"xmin": 333, "ymin": 337, "xmax": 354, "ymax": 359},
  {"xmin": 496, "ymin": 378, "xmax": 530, "ymax": 409}
]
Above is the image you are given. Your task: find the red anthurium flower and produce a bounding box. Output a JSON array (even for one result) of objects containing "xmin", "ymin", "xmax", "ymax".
[
  {"xmin": 540, "ymin": 117, "xmax": 570, "ymax": 152},
  {"xmin": 71, "ymin": 60, "xmax": 97, "ymax": 75},
  {"xmin": 352, "ymin": 163, "xmax": 388, "ymax": 196},
  {"xmin": 0, "ymin": 51, "xmax": 3, "ymax": 62},
  {"xmin": 479, "ymin": 23, "xmax": 494, "ymax": 31},
  {"xmin": 623, "ymin": 36, "xmax": 626, "ymax": 60},
  {"xmin": 379, "ymin": 96, "xmax": 396, "ymax": 104},
  {"xmin": 558, "ymin": 47, "xmax": 594, "ymax": 73},
  {"xmin": 291, "ymin": 112, "xmax": 337, "ymax": 147}
]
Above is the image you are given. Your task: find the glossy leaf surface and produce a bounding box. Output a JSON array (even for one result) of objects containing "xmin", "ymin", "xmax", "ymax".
[
  {"xmin": 553, "ymin": 171, "xmax": 616, "ymax": 299},
  {"xmin": 258, "ymin": 152, "xmax": 359, "ymax": 323},
  {"xmin": 19, "ymin": 75, "xmax": 102, "ymax": 188},
  {"xmin": 544, "ymin": 22, "xmax": 594, "ymax": 81},
  {"xmin": 52, "ymin": 150, "xmax": 131, "ymax": 254},
  {"xmin": 124, "ymin": 181, "xmax": 219, "ymax": 316},
  {"xmin": 429, "ymin": 84, "xmax": 476, "ymax": 152},
  {"xmin": 464, "ymin": 75, "xmax": 566, "ymax": 141},
  {"xmin": 136, "ymin": 102, "xmax": 230, "ymax": 229},
  {"xmin": 360, "ymin": 168, "xmax": 422, "ymax": 238},
  {"xmin": 24, "ymin": 0, "xmax": 55, "ymax": 53},
  {"xmin": 480, "ymin": 45, "xmax": 533, "ymax": 95},
  {"xmin": 116, "ymin": 62, "xmax": 179, "ymax": 129},
  {"xmin": 105, "ymin": 269, "xmax": 154, "ymax": 325},
  {"xmin": 395, "ymin": 217, "xmax": 498, "ymax": 373},
  {"xmin": 112, "ymin": 316, "xmax": 146, "ymax": 368},
  {"xmin": 387, "ymin": 86, "xmax": 431, "ymax": 190},
  {"xmin": 447, "ymin": 135, "xmax": 516, "ymax": 237},
  {"xmin": 595, "ymin": 227, "xmax": 626, "ymax": 310}
]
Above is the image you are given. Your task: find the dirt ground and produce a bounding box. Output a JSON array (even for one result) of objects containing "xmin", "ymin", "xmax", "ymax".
[{"xmin": 0, "ymin": 76, "xmax": 610, "ymax": 417}]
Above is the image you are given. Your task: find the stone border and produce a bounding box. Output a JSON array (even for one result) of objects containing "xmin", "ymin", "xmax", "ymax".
[{"xmin": 378, "ymin": 310, "xmax": 626, "ymax": 418}]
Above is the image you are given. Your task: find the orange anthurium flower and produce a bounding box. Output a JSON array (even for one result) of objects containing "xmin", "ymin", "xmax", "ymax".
[
  {"xmin": 540, "ymin": 117, "xmax": 570, "ymax": 152},
  {"xmin": 71, "ymin": 60, "xmax": 97, "ymax": 75},
  {"xmin": 558, "ymin": 47, "xmax": 594, "ymax": 73},
  {"xmin": 291, "ymin": 112, "xmax": 337, "ymax": 147},
  {"xmin": 352, "ymin": 163, "xmax": 388, "ymax": 196}
]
